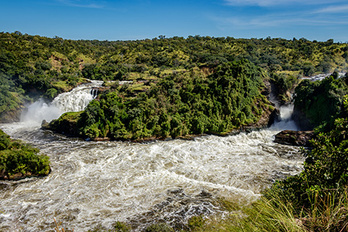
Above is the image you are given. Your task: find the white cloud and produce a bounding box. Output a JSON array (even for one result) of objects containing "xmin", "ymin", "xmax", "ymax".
[
  {"xmin": 315, "ymin": 4, "xmax": 348, "ymax": 13},
  {"xmin": 57, "ymin": 0, "xmax": 104, "ymax": 9}
]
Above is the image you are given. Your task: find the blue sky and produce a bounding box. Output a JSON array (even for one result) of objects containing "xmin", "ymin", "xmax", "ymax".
[{"xmin": 1, "ymin": 0, "xmax": 348, "ymax": 42}]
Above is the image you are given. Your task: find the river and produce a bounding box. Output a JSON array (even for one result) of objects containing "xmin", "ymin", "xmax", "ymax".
[{"xmin": 0, "ymin": 81, "xmax": 304, "ymax": 231}]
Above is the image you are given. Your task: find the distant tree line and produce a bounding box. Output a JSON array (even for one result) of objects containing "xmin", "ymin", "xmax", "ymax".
[{"xmin": 1, "ymin": 32, "xmax": 348, "ymax": 121}]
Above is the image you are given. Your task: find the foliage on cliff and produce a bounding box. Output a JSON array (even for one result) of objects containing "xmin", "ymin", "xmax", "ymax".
[
  {"xmin": 46, "ymin": 111, "xmax": 82, "ymax": 137},
  {"xmin": 1, "ymin": 32, "xmax": 348, "ymax": 121},
  {"xmin": 0, "ymin": 129, "xmax": 50, "ymax": 180},
  {"xmin": 59, "ymin": 60, "xmax": 272, "ymax": 140},
  {"xmin": 294, "ymin": 72, "xmax": 348, "ymax": 129}
]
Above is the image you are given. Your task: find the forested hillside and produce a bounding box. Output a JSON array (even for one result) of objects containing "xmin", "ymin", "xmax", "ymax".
[{"xmin": 1, "ymin": 32, "xmax": 348, "ymax": 122}]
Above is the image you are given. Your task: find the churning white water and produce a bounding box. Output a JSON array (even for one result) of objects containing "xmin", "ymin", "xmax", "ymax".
[
  {"xmin": 270, "ymin": 104, "xmax": 299, "ymax": 131},
  {"xmin": 0, "ymin": 83, "xmax": 304, "ymax": 231}
]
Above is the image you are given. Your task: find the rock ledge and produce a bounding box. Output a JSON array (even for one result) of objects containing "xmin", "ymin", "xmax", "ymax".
[{"xmin": 274, "ymin": 130, "xmax": 314, "ymax": 146}]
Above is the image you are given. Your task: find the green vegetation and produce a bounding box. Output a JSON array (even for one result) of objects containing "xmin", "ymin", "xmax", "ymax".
[
  {"xmin": 144, "ymin": 223, "xmax": 174, "ymax": 232},
  {"xmin": 71, "ymin": 60, "xmax": 272, "ymax": 140},
  {"xmin": 270, "ymin": 72, "xmax": 299, "ymax": 104},
  {"xmin": 88, "ymin": 221, "xmax": 131, "ymax": 232},
  {"xmin": 2, "ymin": 32, "xmax": 348, "ymax": 230},
  {"xmin": 294, "ymin": 72, "xmax": 348, "ymax": 129},
  {"xmin": 46, "ymin": 111, "xmax": 82, "ymax": 136},
  {"xmin": 0, "ymin": 129, "xmax": 50, "ymax": 179},
  {"xmin": 192, "ymin": 196, "xmax": 304, "ymax": 232},
  {"xmin": 1, "ymin": 32, "xmax": 348, "ymax": 122}
]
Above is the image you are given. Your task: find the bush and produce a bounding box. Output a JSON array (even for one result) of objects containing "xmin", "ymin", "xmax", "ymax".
[
  {"xmin": 112, "ymin": 221, "xmax": 130, "ymax": 232},
  {"xmin": 188, "ymin": 216, "xmax": 205, "ymax": 231},
  {"xmin": 0, "ymin": 129, "xmax": 50, "ymax": 179}
]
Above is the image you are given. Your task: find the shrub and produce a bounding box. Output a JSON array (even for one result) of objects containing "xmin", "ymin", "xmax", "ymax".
[{"xmin": 0, "ymin": 129, "xmax": 50, "ymax": 179}]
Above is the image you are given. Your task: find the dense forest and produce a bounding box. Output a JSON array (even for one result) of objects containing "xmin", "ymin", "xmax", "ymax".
[
  {"xmin": 294, "ymin": 72, "xmax": 348, "ymax": 129},
  {"xmin": 1, "ymin": 32, "xmax": 348, "ymax": 122},
  {"xmin": 48, "ymin": 59, "xmax": 273, "ymax": 140}
]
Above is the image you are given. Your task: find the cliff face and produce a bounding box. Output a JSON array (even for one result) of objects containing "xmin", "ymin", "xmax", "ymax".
[
  {"xmin": 244, "ymin": 105, "xmax": 279, "ymax": 130},
  {"xmin": 0, "ymin": 108, "xmax": 22, "ymax": 123}
]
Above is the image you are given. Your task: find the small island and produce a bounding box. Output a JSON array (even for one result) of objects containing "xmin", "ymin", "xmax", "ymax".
[{"xmin": 45, "ymin": 60, "xmax": 277, "ymax": 141}]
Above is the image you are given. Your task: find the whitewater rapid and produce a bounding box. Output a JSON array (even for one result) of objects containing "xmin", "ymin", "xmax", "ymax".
[
  {"xmin": 0, "ymin": 82, "xmax": 304, "ymax": 231},
  {"xmin": 0, "ymin": 124, "xmax": 303, "ymax": 231}
]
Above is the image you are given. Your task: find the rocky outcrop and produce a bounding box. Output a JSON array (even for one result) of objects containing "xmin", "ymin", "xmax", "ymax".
[
  {"xmin": 242, "ymin": 103, "xmax": 280, "ymax": 132},
  {"xmin": 274, "ymin": 130, "xmax": 314, "ymax": 146},
  {"xmin": 267, "ymin": 108, "xmax": 281, "ymax": 127},
  {"xmin": 42, "ymin": 112, "xmax": 81, "ymax": 137},
  {"xmin": 0, "ymin": 107, "xmax": 23, "ymax": 123}
]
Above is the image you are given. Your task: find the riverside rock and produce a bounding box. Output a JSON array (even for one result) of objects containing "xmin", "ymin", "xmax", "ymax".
[{"xmin": 274, "ymin": 130, "xmax": 314, "ymax": 146}]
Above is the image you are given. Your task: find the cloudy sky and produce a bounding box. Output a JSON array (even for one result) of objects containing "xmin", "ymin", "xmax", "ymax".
[{"xmin": 1, "ymin": 0, "xmax": 348, "ymax": 41}]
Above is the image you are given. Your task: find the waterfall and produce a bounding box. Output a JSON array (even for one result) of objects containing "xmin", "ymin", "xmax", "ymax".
[
  {"xmin": 270, "ymin": 104, "xmax": 298, "ymax": 131},
  {"xmin": 268, "ymin": 81, "xmax": 298, "ymax": 131},
  {"xmin": 50, "ymin": 81, "xmax": 102, "ymax": 113},
  {"xmin": 20, "ymin": 80, "xmax": 103, "ymax": 125}
]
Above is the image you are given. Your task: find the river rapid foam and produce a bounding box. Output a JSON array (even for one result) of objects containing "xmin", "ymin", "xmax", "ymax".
[
  {"xmin": 0, "ymin": 123, "xmax": 303, "ymax": 231},
  {"xmin": 0, "ymin": 81, "xmax": 304, "ymax": 231}
]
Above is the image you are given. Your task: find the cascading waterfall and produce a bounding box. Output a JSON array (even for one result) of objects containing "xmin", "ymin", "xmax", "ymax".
[
  {"xmin": 270, "ymin": 104, "xmax": 299, "ymax": 131},
  {"xmin": 51, "ymin": 81, "xmax": 102, "ymax": 113},
  {"xmin": 20, "ymin": 80, "xmax": 103, "ymax": 125},
  {"xmin": 0, "ymin": 84, "xmax": 304, "ymax": 231}
]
